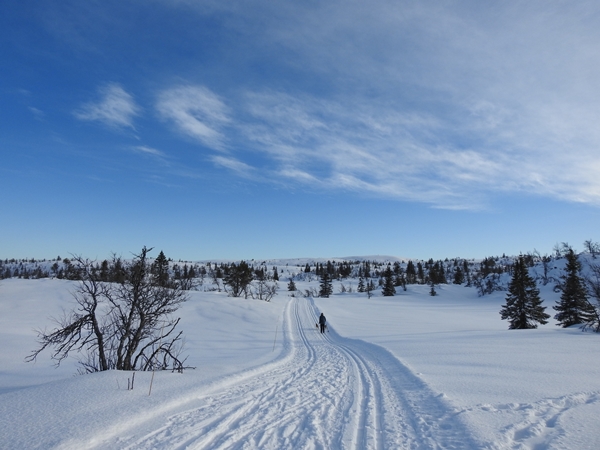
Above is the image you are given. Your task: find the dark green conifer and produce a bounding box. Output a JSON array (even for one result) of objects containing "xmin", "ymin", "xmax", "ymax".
[
  {"xmin": 357, "ymin": 277, "xmax": 365, "ymax": 292},
  {"xmin": 429, "ymin": 281, "xmax": 437, "ymax": 296},
  {"xmin": 417, "ymin": 262, "xmax": 425, "ymax": 284},
  {"xmin": 319, "ymin": 271, "xmax": 333, "ymax": 298},
  {"xmin": 500, "ymin": 256, "xmax": 549, "ymax": 329},
  {"xmin": 453, "ymin": 265, "xmax": 464, "ymax": 284},
  {"xmin": 405, "ymin": 261, "xmax": 416, "ymax": 284},
  {"xmin": 151, "ymin": 251, "xmax": 170, "ymax": 287},
  {"xmin": 554, "ymin": 249, "xmax": 595, "ymax": 327},
  {"xmin": 463, "ymin": 260, "xmax": 472, "ymax": 286},
  {"xmin": 287, "ymin": 279, "xmax": 296, "ymax": 291},
  {"xmin": 382, "ymin": 266, "xmax": 396, "ymax": 296}
]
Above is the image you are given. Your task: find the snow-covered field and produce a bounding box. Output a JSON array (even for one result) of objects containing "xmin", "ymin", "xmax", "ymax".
[{"xmin": 1, "ymin": 276, "xmax": 600, "ymax": 449}]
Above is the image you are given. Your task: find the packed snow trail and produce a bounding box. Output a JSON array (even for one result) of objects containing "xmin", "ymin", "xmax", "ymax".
[{"xmin": 97, "ymin": 297, "xmax": 478, "ymax": 449}]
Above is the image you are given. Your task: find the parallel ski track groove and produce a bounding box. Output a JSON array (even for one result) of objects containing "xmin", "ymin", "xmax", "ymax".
[
  {"xmin": 112, "ymin": 296, "xmax": 478, "ymax": 450},
  {"xmin": 189, "ymin": 297, "xmax": 325, "ymax": 449},
  {"xmin": 305, "ymin": 298, "xmax": 382, "ymax": 450},
  {"xmin": 333, "ymin": 336, "xmax": 384, "ymax": 450}
]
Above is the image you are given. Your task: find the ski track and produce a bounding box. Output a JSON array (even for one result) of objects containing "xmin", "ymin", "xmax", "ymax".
[{"xmin": 93, "ymin": 297, "xmax": 479, "ymax": 449}]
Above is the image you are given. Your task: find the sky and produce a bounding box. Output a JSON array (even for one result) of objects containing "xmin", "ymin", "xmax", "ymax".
[{"xmin": 2, "ymin": 0, "xmax": 600, "ymax": 262}]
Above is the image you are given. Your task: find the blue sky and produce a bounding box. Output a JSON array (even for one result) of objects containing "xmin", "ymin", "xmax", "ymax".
[{"xmin": 2, "ymin": 0, "xmax": 600, "ymax": 262}]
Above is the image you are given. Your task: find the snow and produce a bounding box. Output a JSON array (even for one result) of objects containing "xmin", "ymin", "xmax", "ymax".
[{"xmin": 1, "ymin": 276, "xmax": 600, "ymax": 449}]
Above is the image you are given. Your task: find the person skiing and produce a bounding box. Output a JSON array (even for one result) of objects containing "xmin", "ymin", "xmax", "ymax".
[{"xmin": 319, "ymin": 312, "xmax": 327, "ymax": 333}]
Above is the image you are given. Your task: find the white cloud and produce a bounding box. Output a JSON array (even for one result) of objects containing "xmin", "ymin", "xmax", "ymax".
[
  {"xmin": 232, "ymin": 91, "xmax": 491, "ymax": 208},
  {"xmin": 75, "ymin": 83, "xmax": 140, "ymax": 129},
  {"xmin": 133, "ymin": 145, "xmax": 166, "ymax": 157},
  {"xmin": 155, "ymin": 1, "xmax": 600, "ymax": 209},
  {"xmin": 156, "ymin": 85, "xmax": 230, "ymax": 150},
  {"xmin": 28, "ymin": 107, "xmax": 45, "ymax": 119},
  {"xmin": 278, "ymin": 168, "xmax": 320, "ymax": 184},
  {"xmin": 156, "ymin": 79, "xmax": 600, "ymax": 208},
  {"xmin": 211, "ymin": 155, "xmax": 255, "ymax": 178},
  {"xmin": 229, "ymin": 88, "xmax": 600, "ymax": 209}
]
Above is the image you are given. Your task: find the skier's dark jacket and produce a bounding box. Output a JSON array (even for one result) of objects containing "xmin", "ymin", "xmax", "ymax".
[{"xmin": 319, "ymin": 314, "xmax": 326, "ymax": 325}]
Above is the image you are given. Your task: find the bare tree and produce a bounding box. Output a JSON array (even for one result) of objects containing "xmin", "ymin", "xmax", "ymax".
[
  {"xmin": 472, "ymin": 272, "xmax": 504, "ymax": 296},
  {"xmin": 303, "ymin": 287, "xmax": 319, "ymax": 298},
  {"xmin": 338, "ymin": 282, "xmax": 353, "ymax": 293},
  {"xmin": 532, "ymin": 249, "xmax": 553, "ymax": 286},
  {"xmin": 209, "ymin": 264, "xmax": 222, "ymax": 292},
  {"xmin": 553, "ymin": 242, "xmax": 573, "ymax": 258},
  {"xmin": 583, "ymin": 240, "xmax": 600, "ymax": 259},
  {"xmin": 26, "ymin": 256, "xmax": 113, "ymax": 371},
  {"xmin": 250, "ymin": 279, "xmax": 278, "ymax": 302},
  {"xmin": 27, "ymin": 247, "xmax": 191, "ymax": 373}
]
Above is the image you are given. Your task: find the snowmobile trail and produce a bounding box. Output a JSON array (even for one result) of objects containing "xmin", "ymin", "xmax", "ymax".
[{"xmin": 101, "ymin": 297, "xmax": 478, "ymax": 449}]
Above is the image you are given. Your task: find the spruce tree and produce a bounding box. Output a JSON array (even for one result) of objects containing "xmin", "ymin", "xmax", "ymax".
[
  {"xmin": 554, "ymin": 249, "xmax": 595, "ymax": 327},
  {"xmin": 437, "ymin": 261, "xmax": 446, "ymax": 284},
  {"xmin": 500, "ymin": 256, "xmax": 549, "ymax": 329},
  {"xmin": 287, "ymin": 279, "xmax": 296, "ymax": 291},
  {"xmin": 357, "ymin": 276, "xmax": 365, "ymax": 293},
  {"xmin": 151, "ymin": 250, "xmax": 170, "ymax": 287},
  {"xmin": 99, "ymin": 260, "xmax": 110, "ymax": 282},
  {"xmin": 453, "ymin": 265, "xmax": 464, "ymax": 285},
  {"xmin": 405, "ymin": 261, "xmax": 416, "ymax": 284},
  {"xmin": 417, "ymin": 262, "xmax": 425, "ymax": 284},
  {"xmin": 429, "ymin": 281, "xmax": 437, "ymax": 296},
  {"xmin": 319, "ymin": 271, "xmax": 333, "ymax": 298},
  {"xmin": 382, "ymin": 266, "xmax": 396, "ymax": 296},
  {"xmin": 463, "ymin": 260, "xmax": 472, "ymax": 286},
  {"xmin": 363, "ymin": 261, "xmax": 371, "ymax": 278}
]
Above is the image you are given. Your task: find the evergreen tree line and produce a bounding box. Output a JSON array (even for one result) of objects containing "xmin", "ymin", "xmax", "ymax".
[
  {"xmin": 500, "ymin": 248, "xmax": 600, "ymax": 332},
  {"xmin": 297, "ymin": 259, "xmax": 476, "ymax": 287},
  {"xmin": 0, "ymin": 251, "xmax": 587, "ymax": 297},
  {"xmin": 5, "ymin": 241, "xmax": 600, "ymax": 320},
  {"xmin": 0, "ymin": 254, "xmax": 280, "ymax": 290},
  {"xmin": 0, "ymin": 253, "xmax": 542, "ymax": 290}
]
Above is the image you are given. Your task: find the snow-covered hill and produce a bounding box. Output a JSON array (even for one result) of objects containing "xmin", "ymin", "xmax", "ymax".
[{"xmin": 1, "ymin": 265, "xmax": 600, "ymax": 448}]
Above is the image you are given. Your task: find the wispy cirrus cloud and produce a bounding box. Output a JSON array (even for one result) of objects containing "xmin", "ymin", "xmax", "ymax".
[
  {"xmin": 131, "ymin": 145, "xmax": 171, "ymax": 168},
  {"xmin": 211, "ymin": 155, "xmax": 256, "ymax": 178},
  {"xmin": 152, "ymin": 1, "xmax": 600, "ymax": 209},
  {"xmin": 156, "ymin": 85, "xmax": 230, "ymax": 150},
  {"xmin": 74, "ymin": 83, "xmax": 140, "ymax": 129},
  {"xmin": 240, "ymin": 92, "xmax": 600, "ymax": 209},
  {"xmin": 235, "ymin": 91, "xmax": 500, "ymax": 209},
  {"xmin": 154, "ymin": 83, "xmax": 600, "ymax": 210},
  {"xmin": 132, "ymin": 145, "xmax": 166, "ymax": 158}
]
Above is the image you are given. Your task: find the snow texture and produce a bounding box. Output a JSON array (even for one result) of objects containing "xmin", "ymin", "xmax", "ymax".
[{"xmin": 1, "ymin": 276, "xmax": 600, "ymax": 449}]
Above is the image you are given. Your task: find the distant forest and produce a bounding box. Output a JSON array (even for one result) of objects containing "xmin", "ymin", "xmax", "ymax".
[
  {"xmin": 5, "ymin": 241, "xmax": 600, "ymax": 340},
  {"xmin": 2, "ymin": 240, "xmax": 600, "ymax": 299}
]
